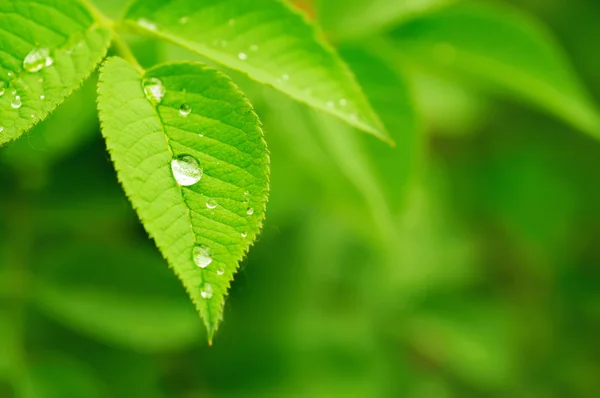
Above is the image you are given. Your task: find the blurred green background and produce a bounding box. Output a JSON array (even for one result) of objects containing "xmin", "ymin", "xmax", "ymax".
[{"xmin": 2, "ymin": 0, "xmax": 600, "ymax": 397}]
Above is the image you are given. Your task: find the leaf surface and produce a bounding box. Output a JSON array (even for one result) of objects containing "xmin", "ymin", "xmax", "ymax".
[
  {"xmin": 123, "ymin": 0, "xmax": 389, "ymax": 142},
  {"xmin": 97, "ymin": 57, "xmax": 269, "ymax": 341},
  {"xmin": 390, "ymin": 3, "xmax": 600, "ymax": 136},
  {"xmin": 0, "ymin": 0, "xmax": 111, "ymax": 146}
]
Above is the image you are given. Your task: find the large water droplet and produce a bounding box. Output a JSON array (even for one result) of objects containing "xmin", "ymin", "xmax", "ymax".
[
  {"xmin": 11, "ymin": 95, "xmax": 22, "ymax": 109},
  {"xmin": 201, "ymin": 283, "xmax": 214, "ymax": 299},
  {"xmin": 171, "ymin": 155, "xmax": 202, "ymax": 186},
  {"xmin": 193, "ymin": 245, "xmax": 213, "ymax": 268},
  {"xmin": 238, "ymin": 52, "xmax": 247, "ymax": 61},
  {"xmin": 142, "ymin": 77, "xmax": 165, "ymax": 104},
  {"xmin": 217, "ymin": 267, "xmax": 225, "ymax": 276},
  {"xmin": 206, "ymin": 199, "xmax": 217, "ymax": 209},
  {"xmin": 179, "ymin": 104, "xmax": 191, "ymax": 117},
  {"xmin": 246, "ymin": 207, "xmax": 254, "ymax": 215},
  {"xmin": 23, "ymin": 47, "xmax": 53, "ymax": 73}
]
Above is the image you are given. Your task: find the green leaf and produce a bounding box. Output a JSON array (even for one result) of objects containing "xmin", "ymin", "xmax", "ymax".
[
  {"xmin": 390, "ymin": 3, "xmax": 600, "ymax": 137},
  {"xmin": 316, "ymin": 0, "xmax": 455, "ymax": 41},
  {"xmin": 0, "ymin": 0, "xmax": 111, "ymax": 146},
  {"xmin": 97, "ymin": 57, "xmax": 269, "ymax": 342},
  {"xmin": 34, "ymin": 244, "xmax": 203, "ymax": 352},
  {"xmin": 123, "ymin": 0, "xmax": 390, "ymax": 143}
]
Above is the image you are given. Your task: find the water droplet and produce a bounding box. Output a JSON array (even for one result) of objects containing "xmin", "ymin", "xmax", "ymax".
[
  {"xmin": 179, "ymin": 103, "xmax": 191, "ymax": 117},
  {"xmin": 198, "ymin": 133, "xmax": 204, "ymax": 137},
  {"xmin": 23, "ymin": 47, "xmax": 53, "ymax": 72},
  {"xmin": 142, "ymin": 77, "xmax": 165, "ymax": 104},
  {"xmin": 327, "ymin": 100, "xmax": 335, "ymax": 108},
  {"xmin": 238, "ymin": 52, "xmax": 247, "ymax": 61},
  {"xmin": 40, "ymin": 95, "xmax": 44, "ymax": 100},
  {"xmin": 217, "ymin": 267, "xmax": 225, "ymax": 276},
  {"xmin": 179, "ymin": 16, "xmax": 189, "ymax": 24},
  {"xmin": 244, "ymin": 190, "xmax": 249, "ymax": 196},
  {"xmin": 137, "ymin": 18, "xmax": 157, "ymax": 31},
  {"xmin": 11, "ymin": 95, "xmax": 22, "ymax": 109},
  {"xmin": 193, "ymin": 245, "xmax": 213, "ymax": 268},
  {"xmin": 201, "ymin": 283, "xmax": 214, "ymax": 299},
  {"xmin": 171, "ymin": 155, "xmax": 202, "ymax": 186},
  {"xmin": 30, "ymin": 114, "xmax": 34, "ymax": 118},
  {"xmin": 282, "ymin": 73, "xmax": 289, "ymax": 81},
  {"xmin": 339, "ymin": 98, "xmax": 347, "ymax": 106},
  {"xmin": 241, "ymin": 232, "xmax": 247, "ymax": 238},
  {"xmin": 206, "ymin": 199, "xmax": 217, "ymax": 209},
  {"xmin": 0, "ymin": 126, "xmax": 3, "ymax": 133},
  {"xmin": 7, "ymin": 72, "xmax": 13, "ymax": 77},
  {"xmin": 247, "ymin": 207, "xmax": 254, "ymax": 215},
  {"xmin": 250, "ymin": 44, "xmax": 259, "ymax": 52}
]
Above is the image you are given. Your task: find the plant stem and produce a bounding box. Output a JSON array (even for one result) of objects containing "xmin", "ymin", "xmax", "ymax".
[{"xmin": 79, "ymin": 0, "xmax": 143, "ymax": 72}]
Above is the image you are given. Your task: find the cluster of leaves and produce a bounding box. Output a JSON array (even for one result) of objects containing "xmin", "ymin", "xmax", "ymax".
[{"xmin": 1, "ymin": 0, "xmax": 599, "ymax": 348}]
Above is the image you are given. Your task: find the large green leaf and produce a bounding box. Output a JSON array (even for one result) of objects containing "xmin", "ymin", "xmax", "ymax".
[
  {"xmin": 123, "ymin": 0, "xmax": 389, "ymax": 142},
  {"xmin": 97, "ymin": 57, "xmax": 269, "ymax": 342},
  {"xmin": 0, "ymin": 0, "xmax": 111, "ymax": 146},
  {"xmin": 390, "ymin": 3, "xmax": 600, "ymax": 137}
]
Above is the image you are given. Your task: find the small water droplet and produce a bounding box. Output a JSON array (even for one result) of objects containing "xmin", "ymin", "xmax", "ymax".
[
  {"xmin": 282, "ymin": 73, "xmax": 289, "ymax": 81},
  {"xmin": 7, "ymin": 72, "xmax": 13, "ymax": 77},
  {"xmin": 327, "ymin": 100, "xmax": 335, "ymax": 108},
  {"xmin": 241, "ymin": 232, "xmax": 247, "ymax": 238},
  {"xmin": 206, "ymin": 199, "xmax": 217, "ymax": 209},
  {"xmin": 244, "ymin": 190, "xmax": 249, "ymax": 196},
  {"xmin": 217, "ymin": 267, "xmax": 225, "ymax": 276},
  {"xmin": 250, "ymin": 44, "xmax": 259, "ymax": 52},
  {"xmin": 179, "ymin": 103, "xmax": 191, "ymax": 117},
  {"xmin": 201, "ymin": 283, "xmax": 214, "ymax": 299},
  {"xmin": 30, "ymin": 114, "xmax": 34, "ymax": 118},
  {"xmin": 198, "ymin": 132, "xmax": 204, "ymax": 137},
  {"xmin": 40, "ymin": 95, "xmax": 44, "ymax": 100},
  {"xmin": 11, "ymin": 95, "xmax": 22, "ymax": 109},
  {"xmin": 247, "ymin": 207, "xmax": 254, "ymax": 215},
  {"xmin": 0, "ymin": 126, "xmax": 3, "ymax": 133},
  {"xmin": 193, "ymin": 245, "xmax": 213, "ymax": 268},
  {"xmin": 339, "ymin": 98, "xmax": 347, "ymax": 106},
  {"xmin": 238, "ymin": 52, "xmax": 247, "ymax": 61},
  {"xmin": 137, "ymin": 18, "xmax": 157, "ymax": 31},
  {"xmin": 23, "ymin": 47, "xmax": 53, "ymax": 72},
  {"xmin": 179, "ymin": 16, "xmax": 189, "ymax": 24},
  {"xmin": 171, "ymin": 155, "xmax": 202, "ymax": 186},
  {"xmin": 142, "ymin": 77, "xmax": 165, "ymax": 104}
]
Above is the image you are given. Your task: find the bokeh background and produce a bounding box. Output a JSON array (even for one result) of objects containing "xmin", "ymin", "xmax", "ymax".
[{"xmin": 2, "ymin": 0, "xmax": 600, "ymax": 397}]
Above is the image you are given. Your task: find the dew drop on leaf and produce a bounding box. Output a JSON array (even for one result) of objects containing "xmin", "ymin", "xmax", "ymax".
[
  {"xmin": 241, "ymin": 232, "xmax": 247, "ymax": 238},
  {"xmin": 137, "ymin": 18, "xmax": 157, "ymax": 31},
  {"xmin": 40, "ymin": 95, "xmax": 45, "ymax": 100},
  {"xmin": 11, "ymin": 95, "xmax": 22, "ymax": 109},
  {"xmin": 327, "ymin": 100, "xmax": 335, "ymax": 108},
  {"xmin": 0, "ymin": 126, "xmax": 3, "ymax": 133},
  {"xmin": 142, "ymin": 77, "xmax": 165, "ymax": 104},
  {"xmin": 201, "ymin": 283, "xmax": 214, "ymax": 299},
  {"xmin": 23, "ymin": 47, "xmax": 53, "ymax": 73},
  {"xmin": 238, "ymin": 52, "xmax": 247, "ymax": 61},
  {"xmin": 171, "ymin": 155, "xmax": 202, "ymax": 186},
  {"xmin": 0, "ymin": 82, "xmax": 5, "ymax": 97},
  {"xmin": 206, "ymin": 199, "xmax": 217, "ymax": 209},
  {"xmin": 282, "ymin": 73, "xmax": 289, "ymax": 81},
  {"xmin": 193, "ymin": 245, "xmax": 213, "ymax": 268},
  {"xmin": 179, "ymin": 104, "xmax": 191, "ymax": 117},
  {"xmin": 247, "ymin": 207, "xmax": 254, "ymax": 215},
  {"xmin": 217, "ymin": 267, "xmax": 225, "ymax": 276}
]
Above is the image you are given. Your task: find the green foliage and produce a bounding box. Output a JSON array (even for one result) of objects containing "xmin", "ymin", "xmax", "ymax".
[
  {"xmin": 1, "ymin": 0, "xmax": 600, "ymax": 396},
  {"xmin": 97, "ymin": 57, "xmax": 269, "ymax": 340},
  {"xmin": 0, "ymin": 0, "xmax": 111, "ymax": 145}
]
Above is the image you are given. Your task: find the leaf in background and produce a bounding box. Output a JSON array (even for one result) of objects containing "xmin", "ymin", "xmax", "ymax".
[
  {"xmin": 97, "ymin": 57, "xmax": 269, "ymax": 342},
  {"xmin": 316, "ymin": 0, "xmax": 455, "ymax": 41},
  {"xmin": 123, "ymin": 0, "xmax": 390, "ymax": 142},
  {"xmin": 0, "ymin": 0, "xmax": 111, "ymax": 146},
  {"xmin": 34, "ymin": 244, "xmax": 203, "ymax": 352},
  {"xmin": 390, "ymin": 3, "xmax": 600, "ymax": 137},
  {"xmin": 1, "ymin": 74, "xmax": 99, "ymax": 169}
]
